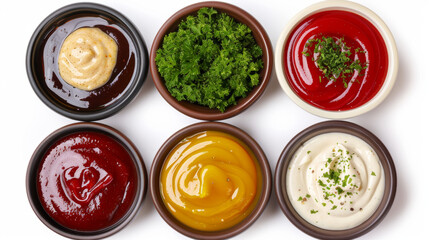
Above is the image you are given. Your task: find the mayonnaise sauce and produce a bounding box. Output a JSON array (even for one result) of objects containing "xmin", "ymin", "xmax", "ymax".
[
  {"xmin": 58, "ymin": 27, "xmax": 118, "ymax": 91},
  {"xmin": 287, "ymin": 132, "xmax": 384, "ymax": 230}
]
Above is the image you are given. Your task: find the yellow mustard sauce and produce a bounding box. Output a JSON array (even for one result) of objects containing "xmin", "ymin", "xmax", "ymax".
[{"xmin": 160, "ymin": 131, "xmax": 261, "ymax": 231}]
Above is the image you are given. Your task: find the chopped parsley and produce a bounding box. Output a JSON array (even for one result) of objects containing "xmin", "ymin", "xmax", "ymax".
[
  {"xmin": 155, "ymin": 7, "xmax": 263, "ymax": 112},
  {"xmin": 302, "ymin": 36, "xmax": 367, "ymax": 88},
  {"xmin": 310, "ymin": 209, "xmax": 318, "ymax": 214},
  {"xmin": 371, "ymin": 171, "xmax": 376, "ymax": 176},
  {"xmin": 323, "ymin": 169, "xmax": 341, "ymax": 185},
  {"xmin": 315, "ymin": 146, "xmax": 362, "ymax": 212},
  {"xmin": 342, "ymin": 175, "xmax": 350, "ymax": 187}
]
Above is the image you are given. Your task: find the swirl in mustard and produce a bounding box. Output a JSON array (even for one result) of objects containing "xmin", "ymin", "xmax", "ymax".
[
  {"xmin": 58, "ymin": 27, "xmax": 118, "ymax": 91},
  {"xmin": 160, "ymin": 131, "xmax": 261, "ymax": 231}
]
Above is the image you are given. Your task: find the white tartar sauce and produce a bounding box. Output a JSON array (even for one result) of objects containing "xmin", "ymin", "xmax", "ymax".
[{"xmin": 287, "ymin": 132, "xmax": 384, "ymax": 230}]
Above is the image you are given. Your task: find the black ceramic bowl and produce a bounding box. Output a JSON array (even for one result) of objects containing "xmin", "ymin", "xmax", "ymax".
[
  {"xmin": 26, "ymin": 122, "xmax": 147, "ymax": 239},
  {"xmin": 26, "ymin": 2, "xmax": 148, "ymax": 121},
  {"xmin": 275, "ymin": 121, "xmax": 396, "ymax": 239}
]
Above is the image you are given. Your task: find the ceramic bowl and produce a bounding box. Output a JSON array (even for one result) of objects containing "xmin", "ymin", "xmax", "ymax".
[
  {"xmin": 275, "ymin": 0, "xmax": 398, "ymax": 119},
  {"xmin": 26, "ymin": 2, "xmax": 149, "ymax": 121},
  {"xmin": 275, "ymin": 120, "xmax": 396, "ymax": 239},
  {"xmin": 150, "ymin": 1, "xmax": 273, "ymax": 120},
  {"xmin": 26, "ymin": 122, "xmax": 147, "ymax": 239},
  {"xmin": 150, "ymin": 122, "xmax": 272, "ymax": 239}
]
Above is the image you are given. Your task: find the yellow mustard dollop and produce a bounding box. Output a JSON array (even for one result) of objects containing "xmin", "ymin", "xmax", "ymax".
[
  {"xmin": 58, "ymin": 27, "xmax": 118, "ymax": 91},
  {"xmin": 160, "ymin": 131, "xmax": 261, "ymax": 231}
]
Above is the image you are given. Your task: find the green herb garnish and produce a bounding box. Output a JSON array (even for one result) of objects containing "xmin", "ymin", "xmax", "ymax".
[
  {"xmin": 317, "ymin": 147, "xmax": 362, "ymax": 209},
  {"xmin": 302, "ymin": 36, "xmax": 367, "ymax": 88},
  {"xmin": 310, "ymin": 209, "xmax": 318, "ymax": 214},
  {"xmin": 155, "ymin": 7, "xmax": 263, "ymax": 112},
  {"xmin": 342, "ymin": 175, "xmax": 350, "ymax": 187},
  {"xmin": 371, "ymin": 171, "xmax": 376, "ymax": 176},
  {"xmin": 323, "ymin": 169, "xmax": 341, "ymax": 185}
]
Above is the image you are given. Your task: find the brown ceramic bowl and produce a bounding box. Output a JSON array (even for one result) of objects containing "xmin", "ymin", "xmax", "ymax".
[
  {"xmin": 150, "ymin": 122, "xmax": 272, "ymax": 239},
  {"xmin": 150, "ymin": 1, "xmax": 273, "ymax": 120},
  {"xmin": 275, "ymin": 121, "xmax": 396, "ymax": 239},
  {"xmin": 26, "ymin": 122, "xmax": 147, "ymax": 239}
]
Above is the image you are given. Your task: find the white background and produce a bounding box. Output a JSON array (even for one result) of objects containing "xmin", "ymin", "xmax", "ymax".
[{"xmin": 1, "ymin": 0, "xmax": 426, "ymax": 239}]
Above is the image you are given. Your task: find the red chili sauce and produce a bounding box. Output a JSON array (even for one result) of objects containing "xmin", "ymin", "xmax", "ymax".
[
  {"xmin": 37, "ymin": 132, "xmax": 137, "ymax": 231},
  {"xmin": 284, "ymin": 10, "xmax": 388, "ymax": 111}
]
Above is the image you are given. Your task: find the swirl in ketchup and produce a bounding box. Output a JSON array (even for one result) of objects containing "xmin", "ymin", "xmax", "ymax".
[
  {"xmin": 37, "ymin": 132, "xmax": 137, "ymax": 231},
  {"xmin": 284, "ymin": 10, "xmax": 388, "ymax": 111}
]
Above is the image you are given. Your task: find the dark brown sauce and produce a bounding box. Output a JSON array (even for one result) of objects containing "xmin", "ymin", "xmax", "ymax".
[{"xmin": 35, "ymin": 15, "xmax": 136, "ymax": 111}]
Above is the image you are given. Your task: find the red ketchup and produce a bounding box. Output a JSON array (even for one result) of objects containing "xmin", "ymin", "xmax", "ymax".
[
  {"xmin": 37, "ymin": 132, "xmax": 137, "ymax": 231},
  {"xmin": 284, "ymin": 10, "xmax": 388, "ymax": 111}
]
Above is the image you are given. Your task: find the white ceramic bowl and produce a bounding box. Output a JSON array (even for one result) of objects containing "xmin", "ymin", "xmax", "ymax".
[{"xmin": 275, "ymin": 0, "xmax": 398, "ymax": 119}]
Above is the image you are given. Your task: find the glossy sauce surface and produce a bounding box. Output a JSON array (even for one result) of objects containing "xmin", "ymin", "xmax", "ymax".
[
  {"xmin": 36, "ymin": 15, "xmax": 136, "ymax": 111},
  {"xmin": 58, "ymin": 27, "xmax": 118, "ymax": 91},
  {"xmin": 287, "ymin": 133, "xmax": 384, "ymax": 230},
  {"xmin": 284, "ymin": 10, "xmax": 388, "ymax": 111},
  {"xmin": 37, "ymin": 132, "xmax": 137, "ymax": 231},
  {"xmin": 160, "ymin": 131, "xmax": 261, "ymax": 231}
]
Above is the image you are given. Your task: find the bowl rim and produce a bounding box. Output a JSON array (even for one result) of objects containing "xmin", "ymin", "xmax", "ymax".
[
  {"xmin": 274, "ymin": 0, "xmax": 398, "ymax": 119},
  {"xmin": 26, "ymin": 122, "xmax": 148, "ymax": 239},
  {"xmin": 150, "ymin": 1, "xmax": 273, "ymax": 120},
  {"xmin": 274, "ymin": 120, "xmax": 397, "ymax": 239},
  {"xmin": 26, "ymin": 2, "xmax": 149, "ymax": 121},
  {"xmin": 149, "ymin": 121, "xmax": 272, "ymax": 239}
]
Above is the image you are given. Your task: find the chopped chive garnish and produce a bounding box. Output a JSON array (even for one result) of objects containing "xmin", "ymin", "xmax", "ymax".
[{"xmin": 301, "ymin": 36, "xmax": 368, "ymax": 88}]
